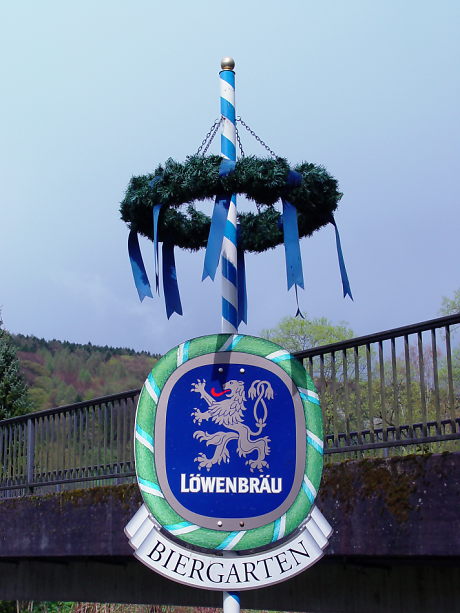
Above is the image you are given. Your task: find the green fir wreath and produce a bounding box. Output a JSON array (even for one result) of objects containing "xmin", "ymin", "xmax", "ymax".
[{"xmin": 120, "ymin": 155, "xmax": 342, "ymax": 253}]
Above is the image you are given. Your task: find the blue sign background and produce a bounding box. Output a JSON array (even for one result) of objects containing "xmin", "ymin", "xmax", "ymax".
[{"xmin": 163, "ymin": 362, "xmax": 297, "ymax": 518}]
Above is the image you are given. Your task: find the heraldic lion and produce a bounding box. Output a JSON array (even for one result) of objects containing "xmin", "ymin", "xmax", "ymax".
[{"xmin": 191, "ymin": 378, "xmax": 272, "ymax": 472}]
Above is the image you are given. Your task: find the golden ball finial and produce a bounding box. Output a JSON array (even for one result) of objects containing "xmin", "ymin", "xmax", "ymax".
[{"xmin": 221, "ymin": 57, "xmax": 235, "ymax": 71}]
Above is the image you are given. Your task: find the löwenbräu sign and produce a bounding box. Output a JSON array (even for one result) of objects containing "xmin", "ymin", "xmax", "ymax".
[{"xmin": 125, "ymin": 334, "xmax": 332, "ymax": 590}]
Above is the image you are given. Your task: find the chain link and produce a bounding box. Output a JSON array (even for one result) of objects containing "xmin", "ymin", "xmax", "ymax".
[
  {"xmin": 235, "ymin": 126, "xmax": 245, "ymax": 158},
  {"xmin": 236, "ymin": 116, "xmax": 278, "ymax": 158},
  {"xmin": 197, "ymin": 115, "xmax": 275, "ymax": 158},
  {"xmin": 195, "ymin": 116, "xmax": 224, "ymax": 156},
  {"xmin": 202, "ymin": 116, "xmax": 224, "ymax": 156}
]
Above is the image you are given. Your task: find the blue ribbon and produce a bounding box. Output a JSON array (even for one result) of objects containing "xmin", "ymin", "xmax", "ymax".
[
  {"xmin": 153, "ymin": 204, "xmax": 161, "ymax": 293},
  {"xmin": 237, "ymin": 229, "xmax": 247, "ymax": 325},
  {"xmin": 148, "ymin": 175, "xmax": 163, "ymax": 293},
  {"xmin": 202, "ymin": 160, "xmax": 236, "ymax": 281},
  {"xmin": 219, "ymin": 159, "xmax": 236, "ymax": 177},
  {"xmin": 294, "ymin": 286, "xmax": 305, "ymax": 318},
  {"xmin": 330, "ymin": 216, "xmax": 353, "ymax": 300},
  {"xmin": 287, "ymin": 169, "xmax": 302, "ymax": 188},
  {"xmin": 281, "ymin": 199, "xmax": 305, "ymax": 291},
  {"xmin": 281, "ymin": 170, "xmax": 305, "ymax": 316},
  {"xmin": 202, "ymin": 195, "xmax": 231, "ymax": 280},
  {"xmin": 162, "ymin": 243, "xmax": 183, "ymax": 319},
  {"xmin": 127, "ymin": 176, "xmax": 183, "ymax": 316},
  {"xmin": 128, "ymin": 230, "xmax": 153, "ymax": 301},
  {"xmin": 149, "ymin": 176, "xmax": 162, "ymax": 189}
]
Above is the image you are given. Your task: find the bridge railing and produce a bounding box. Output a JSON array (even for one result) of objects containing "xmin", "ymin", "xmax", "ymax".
[
  {"xmin": 297, "ymin": 313, "xmax": 460, "ymax": 455},
  {"xmin": 0, "ymin": 389, "xmax": 139, "ymax": 495},
  {"xmin": 0, "ymin": 314, "xmax": 459, "ymax": 496}
]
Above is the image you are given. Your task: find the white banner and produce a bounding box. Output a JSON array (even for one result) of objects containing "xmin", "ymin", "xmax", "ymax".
[{"xmin": 125, "ymin": 505, "xmax": 332, "ymax": 591}]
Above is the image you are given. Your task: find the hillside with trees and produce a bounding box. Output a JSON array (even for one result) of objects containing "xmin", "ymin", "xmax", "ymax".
[
  {"xmin": 3, "ymin": 285, "xmax": 459, "ymax": 418},
  {"xmin": 10, "ymin": 334, "xmax": 159, "ymax": 413}
]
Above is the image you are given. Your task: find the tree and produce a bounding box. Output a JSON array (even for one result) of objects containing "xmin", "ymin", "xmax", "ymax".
[
  {"xmin": 440, "ymin": 288, "xmax": 460, "ymax": 315},
  {"xmin": 438, "ymin": 289, "xmax": 460, "ymax": 408},
  {"xmin": 261, "ymin": 315, "xmax": 356, "ymax": 433},
  {"xmin": 261, "ymin": 315, "xmax": 354, "ymax": 353},
  {"xmin": 0, "ymin": 317, "xmax": 29, "ymax": 419}
]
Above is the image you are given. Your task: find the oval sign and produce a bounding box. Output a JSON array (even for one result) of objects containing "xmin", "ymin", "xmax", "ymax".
[{"xmin": 134, "ymin": 334, "xmax": 324, "ymax": 552}]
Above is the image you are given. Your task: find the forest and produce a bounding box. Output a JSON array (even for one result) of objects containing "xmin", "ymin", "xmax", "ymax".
[
  {"xmin": 10, "ymin": 334, "xmax": 159, "ymax": 413},
  {"xmin": 3, "ymin": 301, "xmax": 459, "ymax": 431}
]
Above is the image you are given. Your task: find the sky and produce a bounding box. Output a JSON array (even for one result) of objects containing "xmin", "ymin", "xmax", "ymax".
[{"xmin": 1, "ymin": 0, "xmax": 459, "ymax": 354}]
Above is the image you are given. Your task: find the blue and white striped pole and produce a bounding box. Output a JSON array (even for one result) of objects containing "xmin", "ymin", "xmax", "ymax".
[
  {"xmin": 220, "ymin": 55, "xmax": 241, "ymax": 613},
  {"xmin": 224, "ymin": 591, "xmax": 240, "ymax": 613},
  {"xmin": 220, "ymin": 57, "xmax": 238, "ymax": 333}
]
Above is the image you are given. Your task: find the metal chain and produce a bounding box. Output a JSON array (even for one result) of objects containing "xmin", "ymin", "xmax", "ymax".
[
  {"xmin": 202, "ymin": 116, "xmax": 224, "ymax": 156},
  {"xmin": 235, "ymin": 125, "xmax": 245, "ymax": 158},
  {"xmin": 236, "ymin": 116, "xmax": 278, "ymax": 158},
  {"xmin": 195, "ymin": 116, "xmax": 224, "ymax": 156},
  {"xmin": 197, "ymin": 116, "xmax": 276, "ymax": 158}
]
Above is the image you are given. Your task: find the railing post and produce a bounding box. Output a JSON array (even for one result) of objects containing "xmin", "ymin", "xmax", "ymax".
[{"xmin": 26, "ymin": 417, "xmax": 35, "ymax": 494}]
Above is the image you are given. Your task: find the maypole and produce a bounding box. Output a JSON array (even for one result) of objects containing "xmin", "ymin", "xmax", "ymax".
[
  {"xmin": 220, "ymin": 54, "xmax": 241, "ymax": 613},
  {"xmin": 220, "ymin": 57, "xmax": 238, "ymax": 333},
  {"xmin": 123, "ymin": 53, "xmax": 342, "ymax": 610},
  {"xmin": 223, "ymin": 591, "xmax": 240, "ymax": 613}
]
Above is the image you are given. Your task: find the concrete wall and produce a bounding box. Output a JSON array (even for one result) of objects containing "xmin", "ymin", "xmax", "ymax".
[{"xmin": 0, "ymin": 453, "xmax": 459, "ymax": 612}]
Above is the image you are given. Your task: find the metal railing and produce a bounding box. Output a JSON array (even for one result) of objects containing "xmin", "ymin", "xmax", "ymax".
[
  {"xmin": 0, "ymin": 315, "xmax": 459, "ymax": 496},
  {"xmin": 298, "ymin": 313, "xmax": 460, "ymax": 454},
  {"xmin": 0, "ymin": 390, "xmax": 139, "ymax": 496}
]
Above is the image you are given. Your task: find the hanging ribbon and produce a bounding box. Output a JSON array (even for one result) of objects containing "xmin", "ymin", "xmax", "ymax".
[
  {"xmin": 281, "ymin": 170, "xmax": 304, "ymax": 317},
  {"xmin": 294, "ymin": 286, "xmax": 305, "ymax": 319},
  {"xmin": 219, "ymin": 159, "xmax": 236, "ymax": 177},
  {"xmin": 286, "ymin": 169, "xmax": 303, "ymax": 189},
  {"xmin": 149, "ymin": 176, "xmax": 163, "ymax": 188},
  {"xmin": 153, "ymin": 204, "xmax": 162, "ymax": 293},
  {"xmin": 237, "ymin": 225, "xmax": 247, "ymax": 325},
  {"xmin": 148, "ymin": 175, "xmax": 163, "ymax": 293},
  {"xmin": 202, "ymin": 160, "xmax": 236, "ymax": 281},
  {"xmin": 281, "ymin": 199, "xmax": 304, "ymax": 290},
  {"xmin": 162, "ymin": 242, "xmax": 183, "ymax": 319},
  {"xmin": 148, "ymin": 175, "xmax": 183, "ymax": 316},
  {"xmin": 330, "ymin": 216, "xmax": 353, "ymax": 300},
  {"xmin": 128, "ymin": 230, "xmax": 153, "ymax": 301}
]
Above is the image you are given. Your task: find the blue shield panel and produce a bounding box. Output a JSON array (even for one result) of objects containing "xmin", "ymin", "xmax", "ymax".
[{"xmin": 155, "ymin": 353, "xmax": 306, "ymax": 532}]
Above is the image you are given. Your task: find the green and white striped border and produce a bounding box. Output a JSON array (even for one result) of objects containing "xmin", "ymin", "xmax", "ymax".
[{"xmin": 134, "ymin": 334, "xmax": 324, "ymax": 552}]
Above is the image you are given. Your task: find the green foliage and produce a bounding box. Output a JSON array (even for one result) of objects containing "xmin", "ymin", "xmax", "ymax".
[
  {"xmin": 0, "ymin": 602, "xmax": 234, "ymax": 613},
  {"xmin": 261, "ymin": 314, "xmax": 460, "ymax": 452},
  {"xmin": 10, "ymin": 334, "xmax": 160, "ymax": 413},
  {"xmin": 0, "ymin": 319, "xmax": 29, "ymax": 419},
  {"xmin": 261, "ymin": 315, "xmax": 357, "ymax": 434},
  {"xmin": 440, "ymin": 288, "xmax": 460, "ymax": 315},
  {"xmin": 0, "ymin": 603, "xmax": 74, "ymax": 612},
  {"xmin": 261, "ymin": 315, "xmax": 354, "ymax": 353},
  {"xmin": 121, "ymin": 155, "xmax": 342, "ymax": 253}
]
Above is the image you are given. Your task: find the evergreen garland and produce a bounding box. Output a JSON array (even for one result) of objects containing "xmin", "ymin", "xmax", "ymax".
[{"xmin": 120, "ymin": 155, "xmax": 342, "ymax": 253}]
